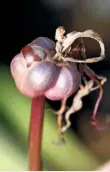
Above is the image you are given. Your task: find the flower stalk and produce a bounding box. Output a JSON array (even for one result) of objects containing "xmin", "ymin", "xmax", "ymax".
[{"xmin": 28, "ymin": 96, "xmax": 45, "ymax": 171}]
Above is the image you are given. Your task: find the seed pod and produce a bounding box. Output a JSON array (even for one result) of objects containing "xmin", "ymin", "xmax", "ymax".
[
  {"xmin": 22, "ymin": 45, "xmax": 46, "ymax": 66},
  {"xmin": 21, "ymin": 37, "xmax": 55, "ymax": 66},
  {"xmin": 30, "ymin": 37, "xmax": 55, "ymax": 56},
  {"xmin": 11, "ymin": 52, "xmax": 61, "ymax": 98},
  {"xmin": 27, "ymin": 60, "xmax": 60, "ymax": 93},
  {"xmin": 10, "ymin": 53, "xmax": 43, "ymax": 98},
  {"xmin": 45, "ymin": 63, "xmax": 81, "ymax": 100}
]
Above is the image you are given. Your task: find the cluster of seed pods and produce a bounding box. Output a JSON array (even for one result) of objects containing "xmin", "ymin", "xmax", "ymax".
[{"xmin": 10, "ymin": 37, "xmax": 81, "ymax": 100}]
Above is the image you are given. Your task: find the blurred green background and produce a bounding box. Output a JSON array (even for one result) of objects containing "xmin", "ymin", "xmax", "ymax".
[{"xmin": 0, "ymin": 0, "xmax": 110, "ymax": 170}]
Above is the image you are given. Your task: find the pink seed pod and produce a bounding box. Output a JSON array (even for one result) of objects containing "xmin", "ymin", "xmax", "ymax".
[
  {"xmin": 21, "ymin": 45, "xmax": 45, "ymax": 66},
  {"xmin": 45, "ymin": 63, "xmax": 81, "ymax": 100},
  {"xmin": 21, "ymin": 37, "xmax": 56, "ymax": 66},
  {"xmin": 10, "ymin": 52, "xmax": 60, "ymax": 98},
  {"xmin": 30, "ymin": 37, "xmax": 55, "ymax": 56},
  {"xmin": 10, "ymin": 53, "xmax": 42, "ymax": 98},
  {"xmin": 27, "ymin": 60, "xmax": 60, "ymax": 93}
]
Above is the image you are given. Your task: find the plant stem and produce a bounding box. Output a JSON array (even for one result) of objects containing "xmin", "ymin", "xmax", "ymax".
[{"xmin": 28, "ymin": 95, "xmax": 45, "ymax": 171}]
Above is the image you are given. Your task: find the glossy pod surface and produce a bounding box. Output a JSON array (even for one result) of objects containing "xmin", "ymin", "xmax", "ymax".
[
  {"xmin": 11, "ymin": 55, "xmax": 60, "ymax": 98},
  {"xmin": 11, "ymin": 37, "xmax": 57, "ymax": 98},
  {"xmin": 10, "ymin": 53, "xmax": 41, "ymax": 98},
  {"xmin": 45, "ymin": 63, "xmax": 81, "ymax": 100},
  {"xmin": 10, "ymin": 37, "xmax": 81, "ymax": 100},
  {"xmin": 22, "ymin": 37, "xmax": 55, "ymax": 66},
  {"xmin": 27, "ymin": 60, "xmax": 60, "ymax": 92},
  {"xmin": 30, "ymin": 37, "xmax": 55, "ymax": 56}
]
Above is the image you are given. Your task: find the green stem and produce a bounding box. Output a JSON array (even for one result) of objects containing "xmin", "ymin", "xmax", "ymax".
[{"xmin": 28, "ymin": 96, "xmax": 45, "ymax": 171}]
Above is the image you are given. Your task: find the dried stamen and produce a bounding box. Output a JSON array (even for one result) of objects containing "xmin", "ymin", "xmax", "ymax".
[
  {"xmin": 55, "ymin": 97, "xmax": 68, "ymax": 135},
  {"xmin": 55, "ymin": 27, "xmax": 105, "ymax": 64},
  {"xmin": 54, "ymin": 27, "xmax": 107, "ymax": 135}
]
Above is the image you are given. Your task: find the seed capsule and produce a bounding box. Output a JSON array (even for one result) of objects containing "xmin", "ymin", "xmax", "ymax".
[
  {"xmin": 27, "ymin": 60, "xmax": 60, "ymax": 93},
  {"xmin": 22, "ymin": 45, "xmax": 46, "ymax": 66},
  {"xmin": 30, "ymin": 37, "xmax": 55, "ymax": 56},
  {"xmin": 45, "ymin": 63, "xmax": 81, "ymax": 100},
  {"xmin": 10, "ymin": 53, "xmax": 41, "ymax": 98},
  {"xmin": 21, "ymin": 37, "xmax": 56, "ymax": 66}
]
